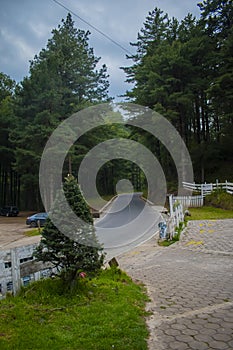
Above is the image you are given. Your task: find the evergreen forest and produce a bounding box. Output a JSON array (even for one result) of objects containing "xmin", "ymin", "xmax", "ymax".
[{"xmin": 0, "ymin": 0, "xmax": 232, "ymax": 210}]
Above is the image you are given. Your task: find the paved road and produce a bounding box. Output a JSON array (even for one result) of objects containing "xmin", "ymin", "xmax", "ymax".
[
  {"xmin": 95, "ymin": 193, "xmax": 163, "ymax": 258},
  {"xmin": 118, "ymin": 219, "xmax": 233, "ymax": 350},
  {"xmin": 0, "ymin": 195, "xmax": 162, "ymax": 254}
]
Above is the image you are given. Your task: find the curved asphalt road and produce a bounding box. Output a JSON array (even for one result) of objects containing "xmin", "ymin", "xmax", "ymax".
[{"xmin": 95, "ymin": 193, "xmax": 162, "ymax": 259}]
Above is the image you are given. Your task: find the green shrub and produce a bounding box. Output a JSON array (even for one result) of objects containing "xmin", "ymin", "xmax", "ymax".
[{"xmin": 205, "ymin": 190, "xmax": 233, "ymax": 210}]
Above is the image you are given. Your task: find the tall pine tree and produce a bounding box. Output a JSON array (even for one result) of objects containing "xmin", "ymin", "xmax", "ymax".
[
  {"xmin": 12, "ymin": 13, "xmax": 110, "ymax": 209},
  {"xmin": 122, "ymin": 1, "xmax": 233, "ymax": 182}
]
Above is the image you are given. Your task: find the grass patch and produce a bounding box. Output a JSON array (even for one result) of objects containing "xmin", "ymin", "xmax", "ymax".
[
  {"xmin": 0, "ymin": 268, "xmax": 149, "ymax": 350},
  {"xmin": 158, "ymin": 240, "xmax": 174, "ymax": 247},
  {"xmin": 24, "ymin": 228, "xmax": 42, "ymax": 237},
  {"xmin": 187, "ymin": 206, "xmax": 233, "ymax": 220}
]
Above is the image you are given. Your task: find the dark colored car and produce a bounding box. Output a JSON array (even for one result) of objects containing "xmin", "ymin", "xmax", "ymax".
[
  {"xmin": 0, "ymin": 206, "xmax": 19, "ymax": 217},
  {"xmin": 26, "ymin": 213, "xmax": 48, "ymax": 228}
]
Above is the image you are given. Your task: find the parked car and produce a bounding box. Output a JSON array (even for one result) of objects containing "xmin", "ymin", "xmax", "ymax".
[
  {"xmin": 0, "ymin": 206, "xmax": 19, "ymax": 217},
  {"xmin": 26, "ymin": 213, "xmax": 48, "ymax": 228}
]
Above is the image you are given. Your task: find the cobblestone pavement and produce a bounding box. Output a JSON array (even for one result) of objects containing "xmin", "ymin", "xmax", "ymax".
[{"xmin": 118, "ymin": 219, "xmax": 233, "ymax": 350}]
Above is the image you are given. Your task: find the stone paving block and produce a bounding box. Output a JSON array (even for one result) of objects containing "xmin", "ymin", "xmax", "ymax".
[
  {"xmin": 175, "ymin": 334, "xmax": 194, "ymax": 342},
  {"xmin": 170, "ymin": 323, "xmax": 187, "ymax": 331},
  {"xmin": 199, "ymin": 327, "xmax": 217, "ymax": 335},
  {"xmin": 212, "ymin": 333, "xmax": 232, "ymax": 342},
  {"xmin": 158, "ymin": 335, "xmax": 174, "ymax": 343},
  {"xmin": 181, "ymin": 328, "xmax": 199, "ymax": 336},
  {"xmin": 205, "ymin": 322, "xmax": 221, "ymax": 330},
  {"xmin": 187, "ymin": 322, "xmax": 205, "ymax": 331},
  {"xmin": 164, "ymin": 328, "xmax": 181, "ymax": 336},
  {"xmin": 208, "ymin": 340, "xmax": 229, "ymax": 349},
  {"xmin": 168, "ymin": 341, "xmax": 189, "ymax": 350},
  {"xmin": 194, "ymin": 333, "xmax": 213, "ymax": 342},
  {"xmin": 188, "ymin": 340, "xmax": 209, "ymax": 349}
]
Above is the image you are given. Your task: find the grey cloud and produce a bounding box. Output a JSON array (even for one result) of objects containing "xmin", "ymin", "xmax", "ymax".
[{"xmin": 0, "ymin": 0, "xmax": 200, "ymax": 98}]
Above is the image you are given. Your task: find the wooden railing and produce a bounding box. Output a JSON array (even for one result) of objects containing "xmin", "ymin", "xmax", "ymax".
[{"xmin": 182, "ymin": 180, "xmax": 233, "ymax": 196}]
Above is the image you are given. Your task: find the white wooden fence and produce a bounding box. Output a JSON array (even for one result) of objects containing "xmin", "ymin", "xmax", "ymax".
[
  {"xmin": 158, "ymin": 195, "xmax": 184, "ymax": 240},
  {"xmin": 169, "ymin": 195, "xmax": 184, "ymax": 228},
  {"xmin": 182, "ymin": 180, "xmax": 233, "ymax": 196},
  {"xmin": 172, "ymin": 195, "xmax": 204, "ymax": 208}
]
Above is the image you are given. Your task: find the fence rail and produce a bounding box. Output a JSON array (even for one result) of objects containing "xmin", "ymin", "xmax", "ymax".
[{"xmin": 182, "ymin": 180, "xmax": 233, "ymax": 196}]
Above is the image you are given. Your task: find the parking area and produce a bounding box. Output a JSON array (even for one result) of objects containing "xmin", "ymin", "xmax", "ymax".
[{"xmin": 0, "ymin": 212, "xmax": 40, "ymax": 249}]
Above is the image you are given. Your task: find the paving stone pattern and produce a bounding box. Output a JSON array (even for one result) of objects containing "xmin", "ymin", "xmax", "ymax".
[{"xmin": 118, "ymin": 219, "xmax": 233, "ymax": 350}]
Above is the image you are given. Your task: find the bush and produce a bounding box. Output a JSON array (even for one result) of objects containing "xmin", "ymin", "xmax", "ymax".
[{"xmin": 205, "ymin": 190, "xmax": 233, "ymax": 210}]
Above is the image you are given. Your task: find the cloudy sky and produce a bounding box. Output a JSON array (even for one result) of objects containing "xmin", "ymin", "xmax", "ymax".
[{"xmin": 1, "ymin": 0, "xmax": 201, "ymax": 101}]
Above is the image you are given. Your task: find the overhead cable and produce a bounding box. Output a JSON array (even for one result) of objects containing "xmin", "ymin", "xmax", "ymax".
[{"xmin": 52, "ymin": 0, "xmax": 133, "ymax": 55}]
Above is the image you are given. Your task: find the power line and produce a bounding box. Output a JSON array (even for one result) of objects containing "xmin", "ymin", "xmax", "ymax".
[{"xmin": 52, "ymin": 0, "xmax": 133, "ymax": 56}]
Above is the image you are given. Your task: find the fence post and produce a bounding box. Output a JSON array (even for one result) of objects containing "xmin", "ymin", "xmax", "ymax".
[
  {"xmin": 11, "ymin": 248, "xmax": 21, "ymax": 295},
  {"xmin": 169, "ymin": 195, "xmax": 174, "ymax": 217}
]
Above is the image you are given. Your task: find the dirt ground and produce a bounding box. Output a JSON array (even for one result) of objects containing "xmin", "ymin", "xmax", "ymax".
[{"xmin": 0, "ymin": 212, "xmax": 41, "ymax": 250}]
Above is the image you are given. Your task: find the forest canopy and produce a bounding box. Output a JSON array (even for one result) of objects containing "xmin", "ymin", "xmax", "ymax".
[{"xmin": 0, "ymin": 1, "xmax": 232, "ymax": 210}]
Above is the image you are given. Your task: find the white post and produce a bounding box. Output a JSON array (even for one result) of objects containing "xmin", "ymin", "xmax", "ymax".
[
  {"xmin": 11, "ymin": 248, "xmax": 21, "ymax": 295},
  {"xmin": 169, "ymin": 195, "xmax": 174, "ymax": 217}
]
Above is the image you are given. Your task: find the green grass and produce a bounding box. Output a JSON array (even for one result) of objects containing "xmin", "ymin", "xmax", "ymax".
[
  {"xmin": 158, "ymin": 240, "xmax": 174, "ymax": 247},
  {"xmin": 187, "ymin": 206, "xmax": 233, "ymax": 220},
  {"xmin": 158, "ymin": 233, "xmax": 181, "ymax": 247},
  {"xmin": 24, "ymin": 228, "xmax": 42, "ymax": 237},
  {"xmin": 0, "ymin": 268, "xmax": 149, "ymax": 350}
]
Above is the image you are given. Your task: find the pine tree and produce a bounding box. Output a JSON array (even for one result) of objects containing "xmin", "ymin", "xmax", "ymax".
[
  {"xmin": 198, "ymin": 0, "xmax": 233, "ymax": 39},
  {"xmin": 0, "ymin": 73, "xmax": 20, "ymax": 207},
  {"xmin": 122, "ymin": 3, "xmax": 233, "ymax": 181},
  {"xmin": 0, "ymin": 73, "xmax": 16, "ymax": 167},
  {"xmin": 34, "ymin": 175, "xmax": 104, "ymax": 286},
  {"xmin": 12, "ymin": 13, "xmax": 110, "ymax": 209}
]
